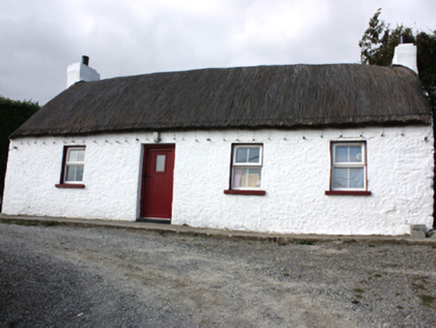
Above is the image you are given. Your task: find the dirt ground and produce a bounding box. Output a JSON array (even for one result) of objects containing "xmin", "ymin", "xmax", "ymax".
[{"xmin": 0, "ymin": 222, "xmax": 435, "ymax": 327}]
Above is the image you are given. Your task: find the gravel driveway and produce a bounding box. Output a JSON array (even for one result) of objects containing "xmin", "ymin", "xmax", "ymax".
[{"xmin": 0, "ymin": 222, "xmax": 435, "ymax": 327}]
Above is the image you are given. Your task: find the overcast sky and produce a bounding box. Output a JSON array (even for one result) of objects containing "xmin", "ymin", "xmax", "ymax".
[{"xmin": 1, "ymin": 0, "xmax": 435, "ymax": 105}]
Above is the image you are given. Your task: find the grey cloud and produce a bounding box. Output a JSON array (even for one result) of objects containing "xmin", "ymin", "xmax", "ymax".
[{"xmin": 0, "ymin": 0, "xmax": 435, "ymax": 105}]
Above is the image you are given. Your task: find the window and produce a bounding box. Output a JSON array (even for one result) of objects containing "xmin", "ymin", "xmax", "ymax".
[
  {"xmin": 56, "ymin": 146, "xmax": 86, "ymax": 188},
  {"xmin": 326, "ymin": 142, "xmax": 370, "ymax": 196},
  {"xmin": 224, "ymin": 144, "xmax": 265, "ymax": 195},
  {"xmin": 64, "ymin": 147, "xmax": 85, "ymax": 182}
]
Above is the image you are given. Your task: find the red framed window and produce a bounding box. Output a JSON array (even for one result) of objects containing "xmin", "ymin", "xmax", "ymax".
[
  {"xmin": 224, "ymin": 144, "xmax": 266, "ymax": 196},
  {"xmin": 232, "ymin": 144, "xmax": 262, "ymax": 189},
  {"xmin": 56, "ymin": 146, "xmax": 86, "ymax": 188},
  {"xmin": 326, "ymin": 141, "xmax": 371, "ymax": 196}
]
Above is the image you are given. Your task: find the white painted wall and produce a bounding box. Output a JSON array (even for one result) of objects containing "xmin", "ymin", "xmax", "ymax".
[
  {"xmin": 392, "ymin": 44, "xmax": 418, "ymax": 74},
  {"xmin": 2, "ymin": 134, "xmax": 142, "ymax": 221},
  {"xmin": 2, "ymin": 125, "xmax": 434, "ymax": 235},
  {"xmin": 67, "ymin": 62, "xmax": 100, "ymax": 88}
]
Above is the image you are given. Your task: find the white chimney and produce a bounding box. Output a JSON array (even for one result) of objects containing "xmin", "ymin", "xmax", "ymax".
[
  {"xmin": 67, "ymin": 55, "xmax": 100, "ymax": 88},
  {"xmin": 392, "ymin": 36, "xmax": 418, "ymax": 74}
]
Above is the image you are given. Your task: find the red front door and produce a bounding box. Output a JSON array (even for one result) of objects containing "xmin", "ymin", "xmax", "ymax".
[{"xmin": 141, "ymin": 145, "xmax": 175, "ymax": 220}]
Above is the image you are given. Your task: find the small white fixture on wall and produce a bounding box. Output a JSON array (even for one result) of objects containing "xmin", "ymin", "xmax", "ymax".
[{"xmin": 153, "ymin": 132, "xmax": 161, "ymax": 143}]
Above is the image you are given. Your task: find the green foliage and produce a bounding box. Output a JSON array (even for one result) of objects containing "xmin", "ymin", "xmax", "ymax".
[
  {"xmin": 359, "ymin": 8, "xmax": 388, "ymax": 65},
  {"xmin": 359, "ymin": 9, "xmax": 415, "ymax": 66},
  {"xmin": 416, "ymin": 31, "xmax": 436, "ymax": 112},
  {"xmin": 0, "ymin": 96, "xmax": 39, "ymax": 203},
  {"xmin": 359, "ymin": 9, "xmax": 436, "ymax": 112}
]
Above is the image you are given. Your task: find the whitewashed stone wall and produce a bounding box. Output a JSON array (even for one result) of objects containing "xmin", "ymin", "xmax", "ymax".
[
  {"xmin": 2, "ymin": 134, "xmax": 143, "ymax": 221},
  {"xmin": 2, "ymin": 125, "xmax": 434, "ymax": 235}
]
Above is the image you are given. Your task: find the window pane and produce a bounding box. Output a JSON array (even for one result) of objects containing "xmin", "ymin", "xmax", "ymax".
[
  {"xmin": 76, "ymin": 166, "xmax": 84, "ymax": 181},
  {"xmin": 232, "ymin": 168, "xmax": 245, "ymax": 188},
  {"xmin": 349, "ymin": 146, "xmax": 362, "ymax": 163},
  {"xmin": 76, "ymin": 150, "xmax": 85, "ymax": 162},
  {"xmin": 335, "ymin": 146, "xmax": 348, "ymax": 162},
  {"xmin": 248, "ymin": 148, "xmax": 260, "ymax": 163},
  {"xmin": 333, "ymin": 168, "xmax": 364, "ymax": 189},
  {"xmin": 243, "ymin": 168, "xmax": 261, "ymax": 187},
  {"xmin": 65, "ymin": 166, "xmax": 75, "ymax": 181},
  {"xmin": 156, "ymin": 155, "xmax": 165, "ymax": 172},
  {"xmin": 232, "ymin": 168, "xmax": 261, "ymax": 188},
  {"xmin": 333, "ymin": 168, "xmax": 348, "ymax": 189},
  {"xmin": 349, "ymin": 168, "xmax": 364, "ymax": 188},
  {"xmin": 65, "ymin": 165, "xmax": 84, "ymax": 182},
  {"xmin": 68, "ymin": 149, "xmax": 85, "ymax": 162},
  {"xmin": 235, "ymin": 148, "xmax": 248, "ymax": 163}
]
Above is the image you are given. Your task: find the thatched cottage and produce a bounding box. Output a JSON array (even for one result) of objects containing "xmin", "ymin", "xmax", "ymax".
[{"xmin": 2, "ymin": 45, "xmax": 434, "ymax": 235}]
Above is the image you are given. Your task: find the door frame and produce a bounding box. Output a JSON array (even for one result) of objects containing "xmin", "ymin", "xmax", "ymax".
[{"xmin": 138, "ymin": 144, "xmax": 175, "ymax": 222}]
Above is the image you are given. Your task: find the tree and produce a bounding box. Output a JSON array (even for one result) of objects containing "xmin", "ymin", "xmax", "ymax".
[
  {"xmin": 416, "ymin": 31, "xmax": 436, "ymax": 112},
  {"xmin": 359, "ymin": 9, "xmax": 414, "ymax": 66},
  {"xmin": 0, "ymin": 96, "xmax": 39, "ymax": 209},
  {"xmin": 359, "ymin": 9, "xmax": 436, "ymax": 113}
]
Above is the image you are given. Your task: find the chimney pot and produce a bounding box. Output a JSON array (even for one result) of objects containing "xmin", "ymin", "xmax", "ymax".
[
  {"xmin": 399, "ymin": 35, "xmax": 410, "ymax": 44},
  {"xmin": 82, "ymin": 55, "xmax": 89, "ymax": 66}
]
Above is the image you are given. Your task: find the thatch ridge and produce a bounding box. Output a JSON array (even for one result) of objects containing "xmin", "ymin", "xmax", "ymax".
[{"xmin": 11, "ymin": 64, "xmax": 431, "ymax": 138}]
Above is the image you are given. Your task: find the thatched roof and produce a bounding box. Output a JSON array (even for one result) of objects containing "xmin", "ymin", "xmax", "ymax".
[{"xmin": 12, "ymin": 64, "xmax": 431, "ymax": 138}]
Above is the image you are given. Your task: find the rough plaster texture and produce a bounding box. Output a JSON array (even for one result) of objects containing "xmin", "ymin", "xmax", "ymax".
[
  {"xmin": 3, "ymin": 134, "xmax": 142, "ymax": 221},
  {"xmin": 2, "ymin": 126, "xmax": 434, "ymax": 235}
]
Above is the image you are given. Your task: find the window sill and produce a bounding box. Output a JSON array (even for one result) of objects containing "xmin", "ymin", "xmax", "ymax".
[
  {"xmin": 224, "ymin": 190, "xmax": 266, "ymax": 196},
  {"xmin": 325, "ymin": 190, "xmax": 371, "ymax": 196},
  {"xmin": 55, "ymin": 183, "xmax": 85, "ymax": 189}
]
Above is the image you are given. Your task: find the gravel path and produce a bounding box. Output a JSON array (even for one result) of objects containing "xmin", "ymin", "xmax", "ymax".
[{"xmin": 0, "ymin": 223, "xmax": 435, "ymax": 327}]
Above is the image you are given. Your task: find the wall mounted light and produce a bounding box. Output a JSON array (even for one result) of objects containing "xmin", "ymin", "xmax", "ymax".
[{"xmin": 153, "ymin": 131, "xmax": 161, "ymax": 143}]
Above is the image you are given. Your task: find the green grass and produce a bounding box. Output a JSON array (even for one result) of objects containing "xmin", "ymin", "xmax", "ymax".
[
  {"xmin": 298, "ymin": 239, "xmax": 314, "ymax": 245},
  {"xmin": 1, "ymin": 220, "xmax": 38, "ymax": 226},
  {"xmin": 353, "ymin": 288, "xmax": 365, "ymax": 294},
  {"xmin": 0, "ymin": 220, "xmax": 60, "ymax": 227},
  {"xmin": 42, "ymin": 221, "xmax": 60, "ymax": 227},
  {"xmin": 412, "ymin": 283, "xmax": 426, "ymax": 290},
  {"xmin": 353, "ymin": 288, "xmax": 365, "ymax": 299},
  {"xmin": 421, "ymin": 294, "xmax": 435, "ymax": 307},
  {"xmin": 193, "ymin": 233, "xmax": 211, "ymax": 238}
]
